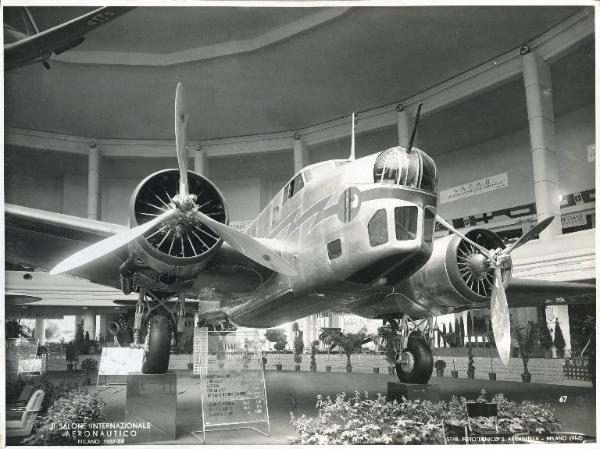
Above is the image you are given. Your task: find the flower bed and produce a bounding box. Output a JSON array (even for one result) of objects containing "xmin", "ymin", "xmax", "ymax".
[
  {"xmin": 24, "ymin": 388, "xmax": 105, "ymax": 445},
  {"xmin": 289, "ymin": 390, "xmax": 560, "ymax": 444}
]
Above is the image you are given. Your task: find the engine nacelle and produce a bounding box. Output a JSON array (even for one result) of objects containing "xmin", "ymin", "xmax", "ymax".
[
  {"xmin": 126, "ymin": 169, "xmax": 228, "ymax": 288},
  {"xmin": 408, "ymin": 228, "xmax": 510, "ymax": 308}
]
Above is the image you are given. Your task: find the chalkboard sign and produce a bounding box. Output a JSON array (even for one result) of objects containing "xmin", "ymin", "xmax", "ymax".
[{"xmin": 192, "ymin": 329, "xmax": 270, "ymax": 441}]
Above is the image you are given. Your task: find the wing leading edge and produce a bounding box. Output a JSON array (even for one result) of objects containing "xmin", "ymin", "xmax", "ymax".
[
  {"xmin": 5, "ymin": 7, "xmax": 134, "ymax": 70},
  {"xmin": 5, "ymin": 203, "xmax": 128, "ymax": 289},
  {"xmin": 506, "ymin": 277, "xmax": 595, "ymax": 308}
]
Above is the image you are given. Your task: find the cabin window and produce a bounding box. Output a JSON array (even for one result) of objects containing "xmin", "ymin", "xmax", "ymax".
[
  {"xmin": 327, "ymin": 239, "xmax": 343, "ymax": 260},
  {"xmin": 368, "ymin": 209, "xmax": 388, "ymax": 247},
  {"xmin": 272, "ymin": 206, "xmax": 280, "ymax": 226},
  {"xmin": 395, "ymin": 206, "xmax": 418, "ymax": 240},
  {"xmin": 423, "ymin": 206, "xmax": 436, "ymax": 244}
]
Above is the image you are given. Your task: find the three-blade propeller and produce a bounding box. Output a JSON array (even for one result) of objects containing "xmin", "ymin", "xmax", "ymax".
[
  {"xmin": 51, "ymin": 83, "xmax": 297, "ymax": 277},
  {"xmin": 436, "ymin": 214, "xmax": 554, "ymax": 365}
]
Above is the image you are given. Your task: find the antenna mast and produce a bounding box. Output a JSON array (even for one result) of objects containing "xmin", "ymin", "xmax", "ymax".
[
  {"xmin": 350, "ymin": 113, "xmax": 356, "ymax": 161},
  {"xmin": 406, "ymin": 103, "xmax": 423, "ymax": 153}
]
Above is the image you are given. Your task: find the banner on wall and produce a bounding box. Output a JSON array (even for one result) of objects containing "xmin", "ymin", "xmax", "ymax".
[{"xmin": 440, "ymin": 172, "xmax": 508, "ymax": 204}]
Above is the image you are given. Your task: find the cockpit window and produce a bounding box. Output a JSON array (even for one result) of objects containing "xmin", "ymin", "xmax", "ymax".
[
  {"xmin": 283, "ymin": 173, "xmax": 305, "ymax": 203},
  {"xmin": 420, "ymin": 152, "xmax": 437, "ymax": 192},
  {"xmin": 373, "ymin": 147, "xmax": 437, "ymax": 193}
]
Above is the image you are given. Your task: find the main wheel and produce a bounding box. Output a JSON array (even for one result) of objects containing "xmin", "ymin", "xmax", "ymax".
[
  {"xmin": 142, "ymin": 314, "xmax": 172, "ymax": 374},
  {"xmin": 395, "ymin": 336, "xmax": 433, "ymax": 384}
]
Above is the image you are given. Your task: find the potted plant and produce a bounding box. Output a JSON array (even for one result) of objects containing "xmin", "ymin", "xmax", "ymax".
[
  {"xmin": 466, "ymin": 342, "xmax": 475, "ymax": 379},
  {"xmin": 329, "ymin": 330, "xmax": 370, "ymax": 373},
  {"xmin": 273, "ymin": 340, "xmax": 286, "ymax": 371},
  {"xmin": 310, "ymin": 340, "xmax": 319, "ymax": 372},
  {"xmin": 376, "ymin": 324, "xmax": 402, "ymax": 375},
  {"xmin": 265, "ymin": 328, "xmax": 288, "ymax": 371},
  {"xmin": 65, "ymin": 341, "xmax": 77, "ymax": 371},
  {"xmin": 319, "ymin": 328, "xmax": 339, "ymax": 373},
  {"xmin": 538, "ymin": 322, "xmax": 554, "ymax": 358},
  {"xmin": 442, "ymin": 331, "xmax": 460, "ymax": 377},
  {"xmin": 434, "ymin": 359, "xmax": 446, "ymax": 377},
  {"xmin": 293, "ymin": 323, "xmax": 304, "ymax": 371},
  {"xmin": 554, "ymin": 320, "xmax": 566, "ymax": 359},
  {"xmin": 80, "ymin": 358, "xmax": 98, "ymax": 385},
  {"xmin": 516, "ymin": 321, "xmax": 540, "ymax": 383}
]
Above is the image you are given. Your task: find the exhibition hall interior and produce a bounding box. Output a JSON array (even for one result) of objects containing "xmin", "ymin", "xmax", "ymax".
[{"xmin": 4, "ymin": 4, "xmax": 596, "ymax": 445}]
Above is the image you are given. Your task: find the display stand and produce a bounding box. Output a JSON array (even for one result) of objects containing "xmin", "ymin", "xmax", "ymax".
[
  {"xmin": 97, "ymin": 347, "xmax": 144, "ymax": 387},
  {"xmin": 125, "ymin": 372, "xmax": 177, "ymax": 443},
  {"xmin": 387, "ymin": 382, "xmax": 440, "ymax": 402},
  {"xmin": 191, "ymin": 329, "xmax": 270, "ymax": 443},
  {"xmin": 17, "ymin": 355, "xmax": 46, "ymax": 376},
  {"xmin": 6, "ymin": 338, "xmax": 39, "ymax": 380}
]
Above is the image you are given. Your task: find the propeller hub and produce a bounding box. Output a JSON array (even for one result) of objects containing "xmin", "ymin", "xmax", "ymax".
[
  {"xmin": 172, "ymin": 194, "xmax": 197, "ymax": 212},
  {"xmin": 467, "ymin": 253, "xmax": 488, "ymax": 278}
]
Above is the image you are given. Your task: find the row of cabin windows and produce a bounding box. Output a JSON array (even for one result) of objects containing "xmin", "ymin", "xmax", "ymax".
[
  {"xmin": 367, "ymin": 206, "xmax": 435, "ymax": 247},
  {"xmin": 327, "ymin": 206, "xmax": 435, "ymax": 261}
]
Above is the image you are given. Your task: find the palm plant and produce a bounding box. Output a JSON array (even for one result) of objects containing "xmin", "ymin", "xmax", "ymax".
[
  {"xmin": 516, "ymin": 321, "xmax": 540, "ymax": 382},
  {"xmin": 376, "ymin": 324, "xmax": 402, "ymax": 374},
  {"xmin": 329, "ymin": 330, "xmax": 370, "ymax": 373}
]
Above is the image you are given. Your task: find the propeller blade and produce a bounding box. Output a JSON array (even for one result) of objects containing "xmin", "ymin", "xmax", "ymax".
[
  {"xmin": 490, "ymin": 267, "xmax": 511, "ymax": 365},
  {"xmin": 504, "ymin": 216, "xmax": 554, "ymax": 255},
  {"xmin": 175, "ymin": 82, "xmax": 189, "ymax": 196},
  {"xmin": 50, "ymin": 208, "xmax": 177, "ymax": 275},
  {"xmin": 436, "ymin": 215, "xmax": 491, "ymax": 257},
  {"xmin": 191, "ymin": 210, "xmax": 297, "ymax": 276}
]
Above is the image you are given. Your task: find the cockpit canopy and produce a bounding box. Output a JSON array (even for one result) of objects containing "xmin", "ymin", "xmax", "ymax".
[{"xmin": 373, "ymin": 146, "xmax": 437, "ymax": 193}]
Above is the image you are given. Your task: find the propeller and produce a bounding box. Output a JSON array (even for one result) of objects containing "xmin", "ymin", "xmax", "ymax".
[
  {"xmin": 50, "ymin": 83, "xmax": 297, "ymax": 277},
  {"xmin": 51, "ymin": 208, "xmax": 177, "ymax": 275},
  {"xmin": 191, "ymin": 210, "xmax": 297, "ymax": 276},
  {"xmin": 175, "ymin": 83, "xmax": 189, "ymax": 197},
  {"xmin": 436, "ymin": 215, "xmax": 554, "ymax": 365}
]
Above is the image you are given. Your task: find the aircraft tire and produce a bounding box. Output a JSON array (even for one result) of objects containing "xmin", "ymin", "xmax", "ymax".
[
  {"xmin": 142, "ymin": 314, "xmax": 171, "ymax": 374},
  {"xmin": 395, "ymin": 336, "xmax": 433, "ymax": 384}
]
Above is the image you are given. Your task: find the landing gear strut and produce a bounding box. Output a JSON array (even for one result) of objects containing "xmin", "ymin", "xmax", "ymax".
[
  {"xmin": 133, "ymin": 290, "xmax": 181, "ymax": 374},
  {"xmin": 384, "ymin": 315, "xmax": 434, "ymax": 384}
]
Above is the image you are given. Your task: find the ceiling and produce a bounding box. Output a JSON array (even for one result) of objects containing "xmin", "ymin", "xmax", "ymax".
[{"xmin": 4, "ymin": 6, "xmax": 592, "ymax": 145}]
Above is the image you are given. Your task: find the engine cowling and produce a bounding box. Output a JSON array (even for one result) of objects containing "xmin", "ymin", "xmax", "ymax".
[
  {"xmin": 409, "ymin": 228, "xmax": 511, "ymax": 308},
  {"xmin": 127, "ymin": 169, "xmax": 228, "ymax": 286}
]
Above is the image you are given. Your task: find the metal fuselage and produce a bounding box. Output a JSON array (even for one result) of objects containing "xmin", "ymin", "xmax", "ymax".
[{"xmin": 218, "ymin": 149, "xmax": 438, "ymax": 328}]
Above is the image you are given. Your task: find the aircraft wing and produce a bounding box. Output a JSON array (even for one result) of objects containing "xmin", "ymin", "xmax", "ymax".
[
  {"xmin": 5, "ymin": 203, "xmax": 128, "ymax": 289},
  {"xmin": 506, "ymin": 278, "xmax": 595, "ymax": 308},
  {"xmin": 4, "ymin": 7, "xmax": 134, "ymax": 71}
]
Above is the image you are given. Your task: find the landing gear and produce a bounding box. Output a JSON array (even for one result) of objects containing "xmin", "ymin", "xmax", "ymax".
[
  {"xmin": 133, "ymin": 290, "xmax": 181, "ymax": 375},
  {"xmin": 383, "ymin": 314, "xmax": 434, "ymax": 384},
  {"xmin": 142, "ymin": 314, "xmax": 172, "ymax": 374},
  {"xmin": 396, "ymin": 336, "xmax": 433, "ymax": 384}
]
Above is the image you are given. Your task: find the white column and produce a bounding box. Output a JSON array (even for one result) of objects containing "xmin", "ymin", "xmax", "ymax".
[
  {"xmin": 545, "ymin": 305, "xmax": 571, "ymax": 357},
  {"xmin": 87, "ymin": 143, "xmax": 101, "ymax": 220},
  {"xmin": 396, "ymin": 104, "xmax": 412, "ymax": 148},
  {"xmin": 81, "ymin": 309, "xmax": 96, "ymax": 340},
  {"xmin": 98, "ymin": 314, "xmax": 107, "ymax": 341},
  {"xmin": 522, "ymin": 50, "xmax": 561, "ymax": 240},
  {"xmin": 35, "ymin": 319, "xmax": 46, "ymax": 345},
  {"xmin": 293, "ymin": 134, "xmax": 308, "ymax": 173},
  {"xmin": 194, "ymin": 145, "xmax": 207, "ymax": 175}
]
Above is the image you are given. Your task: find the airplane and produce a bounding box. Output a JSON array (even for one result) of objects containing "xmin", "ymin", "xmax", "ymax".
[
  {"xmin": 4, "ymin": 6, "xmax": 133, "ymax": 71},
  {"xmin": 5, "ymin": 83, "xmax": 595, "ymax": 383}
]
